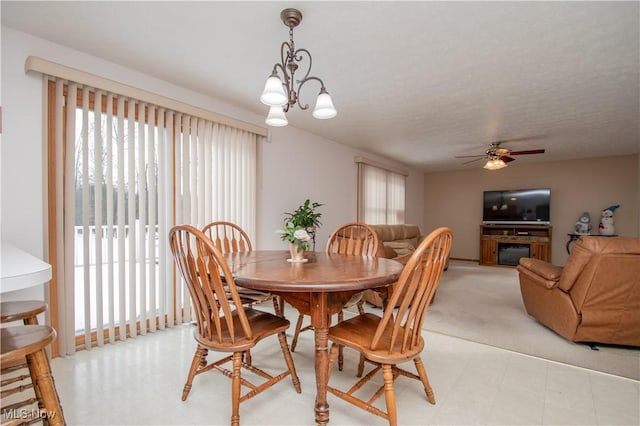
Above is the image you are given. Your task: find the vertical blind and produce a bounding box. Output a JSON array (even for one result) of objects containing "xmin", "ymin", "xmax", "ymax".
[
  {"xmin": 356, "ymin": 160, "xmax": 406, "ymax": 225},
  {"xmin": 172, "ymin": 114, "xmax": 257, "ymax": 325},
  {"xmin": 47, "ymin": 77, "xmax": 257, "ymax": 355}
]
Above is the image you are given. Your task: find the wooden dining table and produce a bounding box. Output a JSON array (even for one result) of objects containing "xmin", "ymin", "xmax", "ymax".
[{"xmin": 223, "ymin": 250, "xmax": 403, "ymax": 426}]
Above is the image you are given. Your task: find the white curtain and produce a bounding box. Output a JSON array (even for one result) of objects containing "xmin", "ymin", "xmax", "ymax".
[
  {"xmin": 387, "ymin": 171, "xmax": 406, "ymax": 224},
  {"xmin": 48, "ymin": 77, "xmax": 257, "ymax": 355},
  {"xmin": 357, "ymin": 162, "xmax": 406, "ymax": 225}
]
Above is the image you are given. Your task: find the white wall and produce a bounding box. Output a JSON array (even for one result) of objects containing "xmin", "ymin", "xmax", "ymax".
[
  {"xmin": 0, "ymin": 26, "xmax": 425, "ymax": 296},
  {"xmin": 258, "ymin": 125, "xmax": 425, "ymax": 248}
]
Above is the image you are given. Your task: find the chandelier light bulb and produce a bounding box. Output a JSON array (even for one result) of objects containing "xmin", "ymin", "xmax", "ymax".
[
  {"xmin": 260, "ymin": 75, "xmax": 287, "ymax": 106},
  {"xmin": 312, "ymin": 90, "xmax": 337, "ymax": 119},
  {"xmin": 265, "ymin": 106, "xmax": 288, "ymax": 127}
]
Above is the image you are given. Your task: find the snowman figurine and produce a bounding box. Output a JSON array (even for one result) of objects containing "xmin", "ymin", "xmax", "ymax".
[
  {"xmin": 574, "ymin": 212, "xmax": 592, "ymax": 235},
  {"xmin": 599, "ymin": 204, "xmax": 620, "ymax": 236}
]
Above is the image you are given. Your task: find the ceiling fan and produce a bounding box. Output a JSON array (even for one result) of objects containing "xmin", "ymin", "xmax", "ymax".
[{"xmin": 456, "ymin": 139, "xmax": 546, "ymax": 170}]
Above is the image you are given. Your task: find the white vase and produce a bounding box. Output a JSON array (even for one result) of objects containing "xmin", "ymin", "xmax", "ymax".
[{"xmin": 289, "ymin": 242, "xmax": 306, "ymax": 261}]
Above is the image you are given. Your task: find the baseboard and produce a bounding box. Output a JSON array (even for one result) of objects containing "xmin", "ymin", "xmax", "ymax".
[{"xmin": 449, "ymin": 257, "xmax": 479, "ymax": 263}]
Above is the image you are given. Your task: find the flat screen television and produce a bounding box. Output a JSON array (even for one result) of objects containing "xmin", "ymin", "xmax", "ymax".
[{"xmin": 483, "ymin": 188, "xmax": 550, "ymax": 225}]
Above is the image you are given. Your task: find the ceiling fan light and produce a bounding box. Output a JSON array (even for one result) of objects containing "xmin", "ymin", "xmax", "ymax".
[
  {"xmin": 265, "ymin": 106, "xmax": 288, "ymax": 127},
  {"xmin": 260, "ymin": 75, "xmax": 287, "ymax": 106},
  {"xmin": 312, "ymin": 90, "xmax": 337, "ymax": 119},
  {"xmin": 483, "ymin": 158, "xmax": 507, "ymax": 170}
]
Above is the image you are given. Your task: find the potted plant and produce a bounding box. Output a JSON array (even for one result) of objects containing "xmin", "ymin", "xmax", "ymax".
[{"xmin": 278, "ymin": 199, "xmax": 323, "ymax": 259}]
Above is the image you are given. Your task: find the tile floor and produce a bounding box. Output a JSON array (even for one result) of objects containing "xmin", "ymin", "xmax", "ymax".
[{"xmin": 50, "ymin": 321, "xmax": 640, "ymax": 425}]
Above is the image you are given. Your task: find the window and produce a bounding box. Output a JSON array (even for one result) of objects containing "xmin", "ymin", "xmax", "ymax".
[
  {"xmin": 356, "ymin": 158, "xmax": 406, "ymax": 224},
  {"xmin": 47, "ymin": 79, "xmax": 258, "ymax": 355}
]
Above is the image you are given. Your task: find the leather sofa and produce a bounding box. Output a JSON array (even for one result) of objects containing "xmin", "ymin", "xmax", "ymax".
[
  {"xmin": 517, "ymin": 236, "xmax": 640, "ymax": 346},
  {"xmin": 363, "ymin": 224, "xmax": 448, "ymax": 307},
  {"xmin": 370, "ymin": 224, "xmax": 422, "ymax": 257}
]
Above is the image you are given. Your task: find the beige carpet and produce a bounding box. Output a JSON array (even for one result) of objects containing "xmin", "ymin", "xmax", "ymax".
[{"xmin": 419, "ymin": 260, "xmax": 640, "ymax": 380}]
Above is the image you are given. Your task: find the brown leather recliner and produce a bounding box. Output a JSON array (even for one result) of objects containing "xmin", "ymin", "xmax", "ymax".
[{"xmin": 517, "ymin": 236, "xmax": 640, "ymax": 346}]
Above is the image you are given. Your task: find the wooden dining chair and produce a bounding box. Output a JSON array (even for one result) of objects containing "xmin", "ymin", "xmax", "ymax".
[
  {"xmin": 290, "ymin": 222, "xmax": 380, "ymax": 371},
  {"xmin": 202, "ymin": 221, "xmax": 284, "ymax": 316},
  {"xmin": 169, "ymin": 225, "xmax": 301, "ymax": 426},
  {"xmin": 325, "ymin": 227, "xmax": 453, "ymax": 426}
]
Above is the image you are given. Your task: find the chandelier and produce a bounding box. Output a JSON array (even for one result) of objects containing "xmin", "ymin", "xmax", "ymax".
[{"xmin": 260, "ymin": 8, "xmax": 337, "ymax": 127}]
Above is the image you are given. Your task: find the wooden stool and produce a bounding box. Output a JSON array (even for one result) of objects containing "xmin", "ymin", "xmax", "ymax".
[
  {"xmin": 1, "ymin": 326, "xmax": 64, "ymax": 426},
  {"xmin": 1, "ymin": 301, "xmax": 49, "ymax": 420},
  {"xmin": 0, "ymin": 301, "xmax": 48, "ymax": 325}
]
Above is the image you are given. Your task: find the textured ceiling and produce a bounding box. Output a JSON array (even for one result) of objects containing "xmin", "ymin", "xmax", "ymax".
[{"xmin": 2, "ymin": 1, "xmax": 639, "ymax": 172}]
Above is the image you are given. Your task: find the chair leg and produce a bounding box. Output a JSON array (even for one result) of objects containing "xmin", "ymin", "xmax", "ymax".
[
  {"xmin": 276, "ymin": 332, "xmax": 302, "ymax": 393},
  {"xmin": 272, "ymin": 296, "xmax": 284, "ymax": 317},
  {"xmin": 23, "ymin": 310, "xmax": 46, "ymax": 412},
  {"xmin": 327, "ymin": 343, "xmax": 340, "ymax": 383},
  {"xmin": 337, "ymin": 311, "xmax": 344, "ymax": 371},
  {"xmin": 28, "ymin": 349, "xmax": 65, "ymax": 426},
  {"xmin": 356, "ymin": 354, "xmax": 366, "ymax": 377},
  {"xmin": 10, "ymin": 356, "xmax": 45, "ymax": 412},
  {"xmin": 290, "ymin": 314, "xmax": 305, "ymax": 352},
  {"xmin": 182, "ymin": 346, "xmax": 207, "ymax": 401},
  {"xmin": 230, "ymin": 352, "xmax": 242, "ymax": 426},
  {"xmin": 199, "ymin": 348, "xmax": 208, "ymax": 367},
  {"xmin": 413, "ymin": 356, "xmax": 436, "ymax": 404},
  {"xmin": 244, "ymin": 350, "xmax": 252, "ymax": 367},
  {"xmin": 381, "ymin": 364, "xmax": 398, "ymax": 426}
]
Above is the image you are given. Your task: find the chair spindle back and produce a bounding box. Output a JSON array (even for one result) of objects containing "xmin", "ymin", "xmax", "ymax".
[
  {"xmin": 371, "ymin": 227, "xmax": 453, "ymax": 354},
  {"xmin": 169, "ymin": 225, "xmax": 252, "ymax": 344},
  {"xmin": 202, "ymin": 221, "xmax": 252, "ymax": 254},
  {"xmin": 326, "ymin": 222, "xmax": 380, "ymax": 257}
]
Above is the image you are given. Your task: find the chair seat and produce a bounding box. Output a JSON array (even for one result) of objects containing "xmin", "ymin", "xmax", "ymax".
[
  {"xmin": 0, "ymin": 326, "xmax": 56, "ymax": 364},
  {"xmin": 195, "ymin": 308, "xmax": 290, "ymax": 352},
  {"xmin": 234, "ymin": 287, "xmax": 274, "ymax": 305},
  {"xmin": 328, "ymin": 313, "xmax": 424, "ymax": 364},
  {"xmin": 0, "ymin": 301, "xmax": 47, "ymax": 324}
]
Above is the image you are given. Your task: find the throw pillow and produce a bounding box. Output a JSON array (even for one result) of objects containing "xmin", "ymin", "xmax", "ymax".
[
  {"xmin": 383, "ymin": 245, "xmax": 398, "ymax": 259},
  {"xmin": 384, "ymin": 241, "xmax": 415, "ymax": 257}
]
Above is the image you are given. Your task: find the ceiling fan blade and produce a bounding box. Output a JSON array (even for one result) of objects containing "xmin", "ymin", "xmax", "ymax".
[
  {"xmin": 455, "ymin": 154, "xmax": 486, "ymax": 159},
  {"xmin": 462, "ymin": 157, "xmax": 485, "ymax": 165},
  {"xmin": 508, "ymin": 149, "xmax": 546, "ymax": 156},
  {"xmin": 455, "ymin": 137, "xmax": 546, "ymax": 165},
  {"xmin": 492, "ymin": 135, "xmax": 546, "ymax": 144}
]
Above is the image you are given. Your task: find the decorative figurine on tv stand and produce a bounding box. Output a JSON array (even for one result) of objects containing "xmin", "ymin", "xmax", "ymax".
[
  {"xmin": 574, "ymin": 212, "xmax": 592, "ymax": 235},
  {"xmin": 598, "ymin": 204, "xmax": 620, "ymax": 236}
]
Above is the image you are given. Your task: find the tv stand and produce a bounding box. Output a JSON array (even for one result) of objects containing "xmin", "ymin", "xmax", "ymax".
[{"xmin": 479, "ymin": 224, "xmax": 552, "ymax": 266}]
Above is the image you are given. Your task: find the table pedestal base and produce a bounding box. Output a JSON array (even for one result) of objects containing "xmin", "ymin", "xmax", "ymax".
[{"xmin": 279, "ymin": 291, "xmax": 350, "ymax": 426}]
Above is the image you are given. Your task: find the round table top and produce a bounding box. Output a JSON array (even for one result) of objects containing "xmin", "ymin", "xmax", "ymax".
[{"xmin": 224, "ymin": 250, "xmax": 404, "ymax": 293}]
